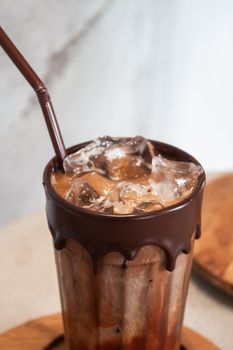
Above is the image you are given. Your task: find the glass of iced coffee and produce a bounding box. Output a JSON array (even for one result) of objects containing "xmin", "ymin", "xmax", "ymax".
[{"xmin": 43, "ymin": 136, "xmax": 205, "ymax": 350}]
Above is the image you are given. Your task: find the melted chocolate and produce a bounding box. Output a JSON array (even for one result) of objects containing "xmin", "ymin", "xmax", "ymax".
[{"xmin": 43, "ymin": 140, "xmax": 205, "ymax": 271}]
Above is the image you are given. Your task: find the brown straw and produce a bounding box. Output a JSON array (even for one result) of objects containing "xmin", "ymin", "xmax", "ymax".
[{"xmin": 0, "ymin": 26, "xmax": 66, "ymax": 169}]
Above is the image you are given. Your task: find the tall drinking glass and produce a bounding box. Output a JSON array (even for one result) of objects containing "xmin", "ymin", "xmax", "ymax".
[{"xmin": 43, "ymin": 140, "xmax": 205, "ymax": 350}]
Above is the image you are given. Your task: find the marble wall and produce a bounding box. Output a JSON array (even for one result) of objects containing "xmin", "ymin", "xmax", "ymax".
[{"xmin": 1, "ymin": 0, "xmax": 233, "ymax": 226}]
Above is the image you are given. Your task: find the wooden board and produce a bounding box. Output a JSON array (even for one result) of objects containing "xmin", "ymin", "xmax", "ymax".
[
  {"xmin": 0, "ymin": 313, "xmax": 219, "ymax": 350},
  {"xmin": 194, "ymin": 173, "xmax": 233, "ymax": 297}
]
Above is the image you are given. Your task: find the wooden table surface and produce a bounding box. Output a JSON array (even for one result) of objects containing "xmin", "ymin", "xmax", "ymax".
[
  {"xmin": 0, "ymin": 211, "xmax": 233, "ymax": 349},
  {"xmin": 194, "ymin": 174, "xmax": 233, "ymax": 297},
  {"xmin": 0, "ymin": 313, "xmax": 219, "ymax": 350}
]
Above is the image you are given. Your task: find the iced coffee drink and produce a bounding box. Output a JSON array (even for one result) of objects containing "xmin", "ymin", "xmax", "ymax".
[{"xmin": 43, "ymin": 136, "xmax": 205, "ymax": 350}]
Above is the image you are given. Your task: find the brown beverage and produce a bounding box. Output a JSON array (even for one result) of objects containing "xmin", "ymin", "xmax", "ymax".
[{"xmin": 43, "ymin": 137, "xmax": 205, "ymax": 350}]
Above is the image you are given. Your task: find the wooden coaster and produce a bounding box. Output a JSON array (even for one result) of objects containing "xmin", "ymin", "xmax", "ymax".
[
  {"xmin": 194, "ymin": 173, "xmax": 233, "ymax": 297},
  {"xmin": 0, "ymin": 313, "xmax": 219, "ymax": 350}
]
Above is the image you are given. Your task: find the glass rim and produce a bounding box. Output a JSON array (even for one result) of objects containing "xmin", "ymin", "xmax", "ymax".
[{"xmin": 43, "ymin": 139, "xmax": 206, "ymax": 221}]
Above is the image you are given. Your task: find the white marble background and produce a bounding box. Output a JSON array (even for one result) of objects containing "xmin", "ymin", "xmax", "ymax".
[
  {"xmin": 1, "ymin": 0, "xmax": 233, "ymax": 226},
  {"xmin": 1, "ymin": 2, "xmax": 233, "ymax": 349}
]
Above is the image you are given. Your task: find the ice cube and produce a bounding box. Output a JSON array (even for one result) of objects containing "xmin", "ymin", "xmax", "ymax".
[
  {"xmin": 65, "ymin": 177, "xmax": 100, "ymax": 209},
  {"xmin": 63, "ymin": 136, "xmax": 155, "ymax": 180},
  {"xmin": 52, "ymin": 136, "xmax": 204, "ymax": 214},
  {"xmin": 115, "ymin": 181, "xmax": 163, "ymax": 214},
  {"xmin": 151, "ymin": 156, "xmax": 203, "ymax": 203}
]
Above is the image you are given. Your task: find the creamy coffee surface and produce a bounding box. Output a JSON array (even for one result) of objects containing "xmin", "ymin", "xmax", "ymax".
[{"xmin": 51, "ymin": 136, "xmax": 203, "ymax": 214}]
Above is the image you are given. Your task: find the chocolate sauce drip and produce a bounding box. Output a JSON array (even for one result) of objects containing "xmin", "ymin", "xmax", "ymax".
[{"xmin": 43, "ymin": 141, "xmax": 205, "ymax": 272}]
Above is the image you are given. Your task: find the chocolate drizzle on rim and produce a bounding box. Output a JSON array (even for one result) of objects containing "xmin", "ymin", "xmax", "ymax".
[{"xmin": 43, "ymin": 140, "xmax": 205, "ymax": 272}]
